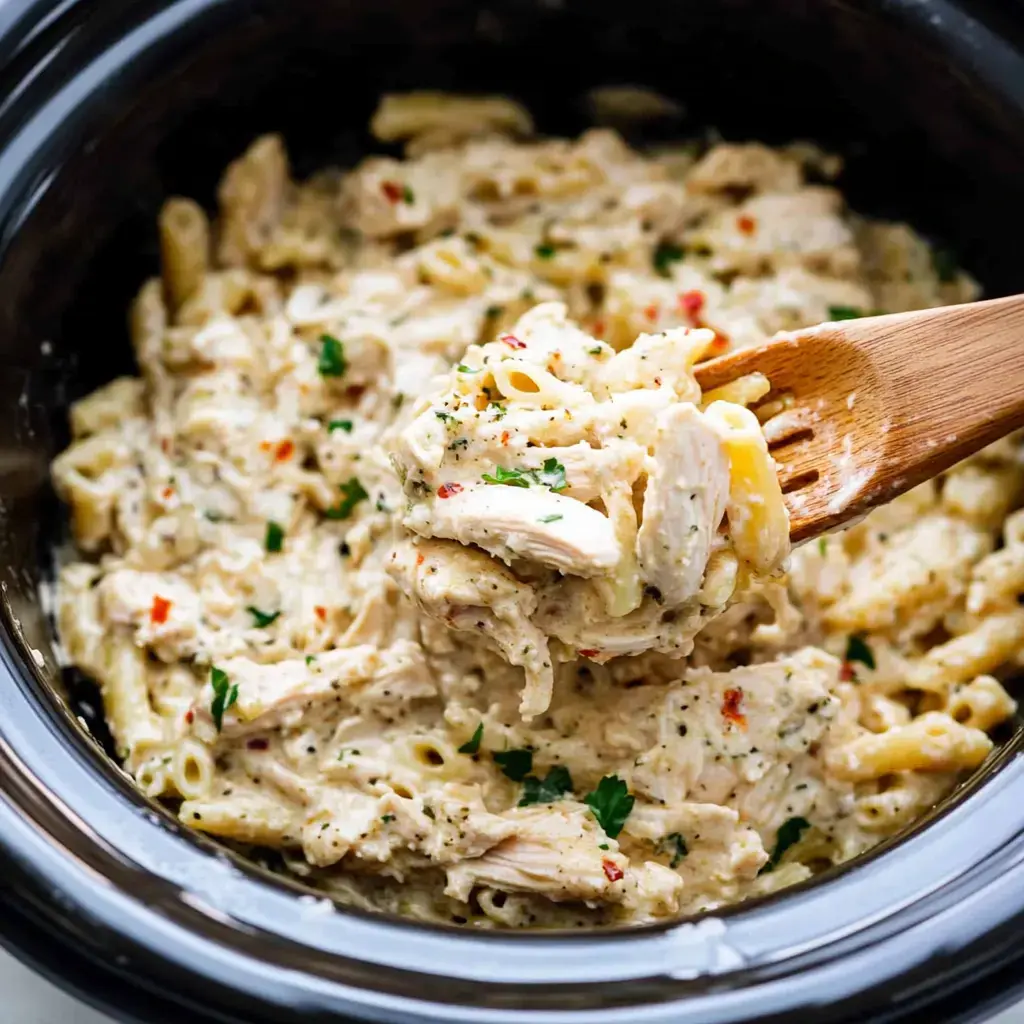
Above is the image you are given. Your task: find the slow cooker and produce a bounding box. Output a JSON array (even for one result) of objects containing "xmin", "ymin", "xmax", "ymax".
[{"xmin": 2, "ymin": 1, "xmax": 1024, "ymax": 1021}]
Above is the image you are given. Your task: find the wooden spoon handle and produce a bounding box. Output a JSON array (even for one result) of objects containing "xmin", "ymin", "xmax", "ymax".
[{"xmin": 823, "ymin": 295, "xmax": 1024, "ymax": 510}]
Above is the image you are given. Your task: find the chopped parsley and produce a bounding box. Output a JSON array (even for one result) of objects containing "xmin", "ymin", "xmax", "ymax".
[
  {"xmin": 328, "ymin": 419, "xmax": 353, "ymax": 433},
  {"xmin": 845, "ymin": 634, "xmax": 876, "ymax": 670},
  {"xmin": 456, "ymin": 364, "xmax": 480, "ymax": 373},
  {"xmin": 760, "ymin": 816, "xmax": 811, "ymax": 874},
  {"xmin": 458, "ymin": 723, "xmax": 484, "ymax": 755},
  {"xmin": 660, "ymin": 832, "xmax": 688, "ymax": 868},
  {"xmin": 538, "ymin": 514, "xmax": 563, "ymax": 524},
  {"xmin": 652, "ymin": 241, "xmax": 685, "ymax": 277},
  {"xmin": 247, "ymin": 606, "xmax": 281, "ymax": 628},
  {"xmin": 325, "ymin": 477, "xmax": 368, "ymax": 520},
  {"xmin": 317, "ymin": 334, "xmax": 347, "ymax": 377},
  {"xmin": 584, "ymin": 775, "xmax": 634, "ymax": 838},
  {"xmin": 932, "ymin": 246, "xmax": 958, "ymax": 283},
  {"xmin": 381, "ymin": 813, "xmax": 397, "ymax": 823},
  {"xmin": 435, "ymin": 410, "xmax": 455, "ymax": 424},
  {"xmin": 818, "ymin": 537, "xmax": 827, "ymax": 556},
  {"xmin": 448, "ymin": 438, "xmax": 469, "ymax": 451},
  {"xmin": 828, "ymin": 306, "xmax": 864, "ymax": 321},
  {"xmin": 305, "ymin": 655, "xmax": 316, "ymax": 665},
  {"xmin": 337, "ymin": 746, "xmax": 360, "ymax": 759},
  {"xmin": 482, "ymin": 458, "xmax": 567, "ymax": 492},
  {"xmin": 588, "ymin": 346, "xmax": 604, "ymax": 355},
  {"xmin": 265, "ymin": 521, "xmax": 284, "ymax": 553},
  {"xmin": 209, "ymin": 666, "xmax": 238, "ymax": 732},
  {"xmin": 493, "ymin": 747, "xmax": 533, "ymax": 782},
  {"xmin": 402, "ymin": 184, "xmax": 415, "ymax": 205},
  {"xmin": 488, "ymin": 401, "xmax": 507, "ymax": 419},
  {"xmin": 535, "ymin": 242, "xmax": 557, "ymax": 259},
  {"xmin": 518, "ymin": 765, "xmax": 573, "ymax": 807}
]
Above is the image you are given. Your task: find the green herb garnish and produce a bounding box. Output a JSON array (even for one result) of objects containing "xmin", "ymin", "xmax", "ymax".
[
  {"xmin": 660, "ymin": 832, "xmax": 688, "ymax": 868},
  {"xmin": 493, "ymin": 747, "xmax": 533, "ymax": 782},
  {"xmin": 584, "ymin": 775, "xmax": 634, "ymax": 838},
  {"xmin": 402, "ymin": 184, "xmax": 415, "ymax": 205},
  {"xmin": 652, "ymin": 241, "xmax": 685, "ymax": 277},
  {"xmin": 818, "ymin": 537, "xmax": 827, "ymax": 556},
  {"xmin": 435, "ymin": 410, "xmax": 455, "ymax": 423},
  {"xmin": 845, "ymin": 634, "xmax": 875, "ymax": 670},
  {"xmin": 210, "ymin": 666, "xmax": 238, "ymax": 732},
  {"xmin": 265, "ymin": 521, "xmax": 284, "ymax": 553},
  {"xmin": 482, "ymin": 458, "xmax": 567, "ymax": 492},
  {"xmin": 247, "ymin": 607, "xmax": 281, "ymax": 628},
  {"xmin": 458, "ymin": 723, "xmax": 484, "ymax": 755},
  {"xmin": 456, "ymin": 364, "xmax": 480, "ymax": 373},
  {"xmin": 535, "ymin": 243, "xmax": 557, "ymax": 259},
  {"xmin": 381, "ymin": 813, "xmax": 396, "ymax": 823},
  {"xmin": 518, "ymin": 765, "xmax": 573, "ymax": 807},
  {"xmin": 324, "ymin": 477, "xmax": 368, "ymax": 520},
  {"xmin": 538, "ymin": 514, "xmax": 563, "ymax": 524},
  {"xmin": 317, "ymin": 334, "xmax": 347, "ymax": 376},
  {"xmin": 828, "ymin": 306, "xmax": 864, "ymax": 321},
  {"xmin": 760, "ymin": 816, "xmax": 811, "ymax": 874},
  {"xmin": 328, "ymin": 419, "xmax": 353, "ymax": 433},
  {"xmin": 932, "ymin": 246, "xmax": 958, "ymax": 283}
]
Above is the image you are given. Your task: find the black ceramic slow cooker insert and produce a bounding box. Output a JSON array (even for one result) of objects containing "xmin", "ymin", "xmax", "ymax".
[{"xmin": 2, "ymin": 1, "xmax": 1024, "ymax": 1021}]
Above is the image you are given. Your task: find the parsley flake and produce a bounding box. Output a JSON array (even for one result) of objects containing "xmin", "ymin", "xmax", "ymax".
[
  {"xmin": 584, "ymin": 775, "xmax": 634, "ymax": 838},
  {"xmin": 381, "ymin": 813, "xmax": 397, "ymax": 823},
  {"xmin": 325, "ymin": 477, "xmax": 368, "ymax": 520},
  {"xmin": 435, "ymin": 410, "xmax": 455, "ymax": 424},
  {"xmin": 493, "ymin": 747, "xmax": 533, "ymax": 782},
  {"xmin": 265, "ymin": 521, "xmax": 284, "ymax": 553},
  {"xmin": 518, "ymin": 765, "xmax": 573, "ymax": 807},
  {"xmin": 328, "ymin": 419, "xmax": 353, "ymax": 433},
  {"xmin": 458, "ymin": 723, "xmax": 484, "ymax": 755},
  {"xmin": 538, "ymin": 514, "xmax": 563, "ymax": 524},
  {"xmin": 317, "ymin": 334, "xmax": 347, "ymax": 376},
  {"xmin": 660, "ymin": 832, "xmax": 688, "ymax": 868},
  {"xmin": 760, "ymin": 816, "xmax": 811, "ymax": 874},
  {"xmin": 209, "ymin": 666, "xmax": 238, "ymax": 732},
  {"xmin": 535, "ymin": 242, "xmax": 557, "ymax": 259},
  {"xmin": 402, "ymin": 184, "xmax": 415, "ymax": 205},
  {"xmin": 247, "ymin": 606, "xmax": 281, "ymax": 628},
  {"xmin": 456, "ymin": 364, "xmax": 480, "ymax": 374},
  {"xmin": 845, "ymin": 634, "xmax": 876, "ymax": 670},
  {"xmin": 828, "ymin": 306, "xmax": 864, "ymax": 321},
  {"xmin": 482, "ymin": 458, "xmax": 567, "ymax": 492},
  {"xmin": 652, "ymin": 241, "xmax": 684, "ymax": 277}
]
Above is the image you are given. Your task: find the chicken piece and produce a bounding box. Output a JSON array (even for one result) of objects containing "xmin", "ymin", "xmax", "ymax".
[
  {"xmin": 407, "ymin": 485, "xmax": 621, "ymax": 577},
  {"xmin": 98, "ymin": 569, "xmax": 203, "ymax": 661},
  {"xmin": 389, "ymin": 538, "xmax": 555, "ymax": 718},
  {"xmin": 636, "ymin": 404, "xmax": 729, "ymax": 606},
  {"xmin": 685, "ymin": 142, "xmax": 803, "ymax": 195},
  {"xmin": 189, "ymin": 641, "xmax": 435, "ymax": 739},
  {"xmin": 444, "ymin": 805, "xmax": 630, "ymax": 904}
]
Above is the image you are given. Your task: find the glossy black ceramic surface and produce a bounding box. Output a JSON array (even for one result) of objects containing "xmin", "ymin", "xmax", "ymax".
[{"xmin": 2, "ymin": 1, "xmax": 1024, "ymax": 1022}]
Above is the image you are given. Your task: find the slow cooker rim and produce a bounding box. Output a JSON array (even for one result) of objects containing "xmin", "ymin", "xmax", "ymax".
[{"xmin": 2, "ymin": 0, "xmax": 1024, "ymax": 1021}]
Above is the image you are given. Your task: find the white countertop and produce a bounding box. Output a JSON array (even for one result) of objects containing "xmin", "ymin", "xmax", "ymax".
[{"xmin": 2, "ymin": 946, "xmax": 1023, "ymax": 1023}]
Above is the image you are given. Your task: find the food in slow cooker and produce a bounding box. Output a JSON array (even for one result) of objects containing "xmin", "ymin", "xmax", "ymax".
[{"xmin": 50, "ymin": 92, "xmax": 1016, "ymax": 928}]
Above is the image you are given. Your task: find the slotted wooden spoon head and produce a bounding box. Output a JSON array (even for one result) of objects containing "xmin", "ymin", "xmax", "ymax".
[
  {"xmin": 694, "ymin": 296, "xmax": 1024, "ymax": 545},
  {"xmin": 695, "ymin": 323, "xmax": 896, "ymax": 544}
]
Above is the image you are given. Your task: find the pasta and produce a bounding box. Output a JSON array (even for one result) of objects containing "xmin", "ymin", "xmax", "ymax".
[{"xmin": 50, "ymin": 91, "xmax": 1017, "ymax": 929}]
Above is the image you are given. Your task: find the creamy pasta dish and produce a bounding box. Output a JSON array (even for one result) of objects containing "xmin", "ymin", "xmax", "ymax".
[{"xmin": 51, "ymin": 92, "xmax": 1020, "ymax": 928}]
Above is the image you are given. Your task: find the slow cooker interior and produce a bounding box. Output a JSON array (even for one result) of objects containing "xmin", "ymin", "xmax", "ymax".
[{"xmin": 4, "ymin": 0, "xmax": 1024, "ymax": 921}]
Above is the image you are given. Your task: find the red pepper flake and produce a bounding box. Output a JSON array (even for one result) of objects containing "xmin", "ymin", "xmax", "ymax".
[
  {"xmin": 161, "ymin": 486, "xmax": 174, "ymax": 501},
  {"xmin": 602, "ymin": 859, "xmax": 624, "ymax": 882},
  {"xmin": 259, "ymin": 440, "xmax": 273, "ymax": 452},
  {"xmin": 500, "ymin": 430, "xmax": 510, "ymax": 446},
  {"xmin": 346, "ymin": 385, "xmax": 367, "ymax": 401},
  {"xmin": 710, "ymin": 331, "xmax": 730, "ymax": 352},
  {"xmin": 381, "ymin": 180, "xmax": 404, "ymax": 203},
  {"xmin": 501, "ymin": 334, "xmax": 527, "ymax": 349},
  {"xmin": 653, "ymin": 376, "xmax": 663, "ymax": 386},
  {"xmin": 737, "ymin": 214, "xmax": 757, "ymax": 235},
  {"xmin": 644, "ymin": 303, "xmax": 659, "ymax": 323},
  {"xmin": 839, "ymin": 662, "xmax": 857, "ymax": 682},
  {"xmin": 416, "ymin": 552, "xmax": 425, "ymax": 566},
  {"xmin": 274, "ymin": 439, "xmax": 295, "ymax": 462},
  {"xmin": 579, "ymin": 648, "xmax": 599, "ymax": 658},
  {"xmin": 184, "ymin": 709, "xmax": 195, "ymax": 725},
  {"xmin": 721, "ymin": 688, "xmax": 747, "ymax": 729},
  {"xmin": 159, "ymin": 437, "xmax": 170, "ymax": 453},
  {"xmin": 679, "ymin": 290, "xmax": 705, "ymax": 320},
  {"xmin": 592, "ymin": 319, "xmax": 605, "ymax": 338},
  {"xmin": 314, "ymin": 605, "xmax": 327, "ymax": 621},
  {"xmin": 246, "ymin": 737, "xmax": 269, "ymax": 751},
  {"xmin": 150, "ymin": 595, "xmax": 171, "ymax": 625},
  {"xmin": 437, "ymin": 482, "xmax": 464, "ymax": 499}
]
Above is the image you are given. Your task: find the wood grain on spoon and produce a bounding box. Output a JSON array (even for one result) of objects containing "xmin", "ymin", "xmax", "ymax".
[{"xmin": 694, "ymin": 295, "xmax": 1024, "ymax": 544}]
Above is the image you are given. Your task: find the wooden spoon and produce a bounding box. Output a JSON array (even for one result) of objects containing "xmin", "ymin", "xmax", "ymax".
[{"xmin": 693, "ymin": 295, "xmax": 1024, "ymax": 543}]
